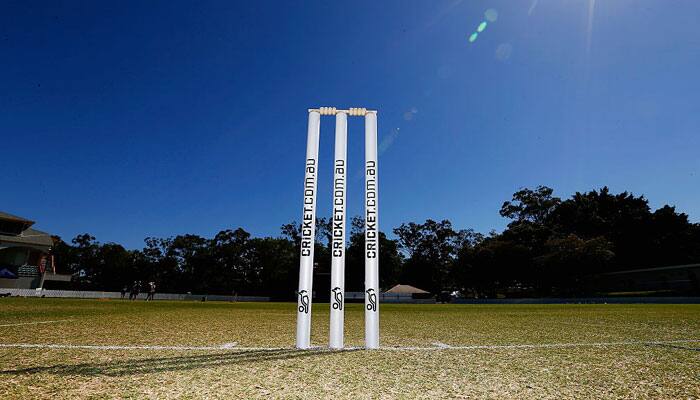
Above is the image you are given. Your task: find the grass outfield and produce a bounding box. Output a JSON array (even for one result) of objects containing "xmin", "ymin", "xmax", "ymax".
[{"xmin": 1, "ymin": 299, "xmax": 698, "ymax": 399}]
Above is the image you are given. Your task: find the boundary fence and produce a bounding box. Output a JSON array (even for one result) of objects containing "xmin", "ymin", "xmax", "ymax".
[
  {"xmin": 1, "ymin": 288, "xmax": 696, "ymax": 304},
  {"xmin": 453, "ymin": 297, "xmax": 700, "ymax": 304},
  {"xmin": 0, "ymin": 288, "xmax": 269, "ymax": 302}
]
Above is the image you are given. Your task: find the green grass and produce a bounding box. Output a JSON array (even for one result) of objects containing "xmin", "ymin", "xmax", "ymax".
[{"xmin": 1, "ymin": 298, "xmax": 699, "ymax": 399}]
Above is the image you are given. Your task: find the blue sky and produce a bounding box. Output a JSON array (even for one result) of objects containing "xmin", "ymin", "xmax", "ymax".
[{"xmin": 3, "ymin": 0, "xmax": 699, "ymax": 248}]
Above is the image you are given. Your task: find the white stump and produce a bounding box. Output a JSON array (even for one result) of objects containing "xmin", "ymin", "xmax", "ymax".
[
  {"xmin": 329, "ymin": 112, "xmax": 347, "ymax": 349},
  {"xmin": 364, "ymin": 111, "xmax": 379, "ymax": 349},
  {"xmin": 296, "ymin": 110, "xmax": 320, "ymax": 349}
]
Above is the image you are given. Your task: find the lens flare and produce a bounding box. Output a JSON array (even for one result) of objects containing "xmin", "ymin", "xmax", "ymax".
[
  {"xmin": 485, "ymin": 8, "xmax": 498, "ymax": 22},
  {"xmin": 495, "ymin": 43, "xmax": 513, "ymax": 61},
  {"xmin": 468, "ymin": 9, "xmax": 497, "ymax": 44}
]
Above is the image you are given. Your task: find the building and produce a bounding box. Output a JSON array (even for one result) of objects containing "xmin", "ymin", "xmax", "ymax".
[
  {"xmin": 384, "ymin": 284, "xmax": 430, "ymax": 296},
  {"xmin": 0, "ymin": 211, "xmax": 71, "ymax": 289}
]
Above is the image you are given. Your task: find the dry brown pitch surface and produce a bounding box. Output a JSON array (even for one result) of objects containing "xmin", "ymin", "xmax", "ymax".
[{"xmin": 1, "ymin": 298, "xmax": 698, "ymax": 399}]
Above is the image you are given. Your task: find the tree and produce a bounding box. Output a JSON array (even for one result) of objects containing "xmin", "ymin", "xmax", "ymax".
[
  {"xmin": 94, "ymin": 243, "xmax": 134, "ymax": 291},
  {"xmin": 46, "ymin": 185, "xmax": 700, "ymax": 298},
  {"xmin": 394, "ymin": 219, "xmax": 462, "ymax": 293},
  {"xmin": 551, "ymin": 187, "xmax": 656, "ymax": 269},
  {"xmin": 167, "ymin": 234, "xmax": 211, "ymax": 293},
  {"xmin": 248, "ymin": 237, "xmax": 297, "ymax": 299},
  {"xmin": 211, "ymin": 228, "xmax": 253, "ymax": 294},
  {"xmin": 70, "ymin": 233, "xmax": 100, "ymax": 288},
  {"xmin": 534, "ymin": 234, "xmax": 615, "ymax": 295},
  {"xmin": 649, "ymin": 206, "xmax": 700, "ymax": 267},
  {"xmin": 140, "ymin": 237, "xmax": 179, "ymax": 292},
  {"xmin": 500, "ymin": 186, "xmax": 561, "ymax": 226}
]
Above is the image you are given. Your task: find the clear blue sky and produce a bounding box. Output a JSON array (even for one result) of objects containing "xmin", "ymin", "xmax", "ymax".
[{"xmin": 3, "ymin": 0, "xmax": 699, "ymax": 248}]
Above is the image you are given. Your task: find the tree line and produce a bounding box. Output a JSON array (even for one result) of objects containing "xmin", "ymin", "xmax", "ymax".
[{"xmin": 52, "ymin": 186, "xmax": 700, "ymax": 298}]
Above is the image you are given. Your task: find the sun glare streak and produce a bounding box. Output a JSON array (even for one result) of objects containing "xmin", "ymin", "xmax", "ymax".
[
  {"xmin": 586, "ymin": 0, "xmax": 596, "ymax": 54},
  {"xmin": 425, "ymin": 0, "xmax": 464, "ymax": 29},
  {"xmin": 379, "ymin": 127, "xmax": 400, "ymax": 155},
  {"xmin": 528, "ymin": 0, "xmax": 539, "ymax": 16}
]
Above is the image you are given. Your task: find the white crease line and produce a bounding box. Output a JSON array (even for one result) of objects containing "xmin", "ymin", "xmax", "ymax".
[
  {"xmin": 0, "ymin": 339, "xmax": 698, "ymax": 352},
  {"xmin": 381, "ymin": 339, "xmax": 700, "ymax": 351},
  {"xmin": 0, "ymin": 319, "xmax": 74, "ymax": 327},
  {"xmin": 0, "ymin": 343, "xmax": 289, "ymax": 351}
]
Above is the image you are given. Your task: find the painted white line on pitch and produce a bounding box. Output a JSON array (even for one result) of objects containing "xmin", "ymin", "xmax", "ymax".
[
  {"xmin": 0, "ymin": 339, "xmax": 697, "ymax": 352},
  {"xmin": 0, "ymin": 343, "xmax": 289, "ymax": 351},
  {"xmin": 381, "ymin": 339, "xmax": 700, "ymax": 351},
  {"xmin": 0, "ymin": 319, "xmax": 74, "ymax": 327},
  {"xmin": 432, "ymin": 341, "xmax": 451, "ymax": 349}
]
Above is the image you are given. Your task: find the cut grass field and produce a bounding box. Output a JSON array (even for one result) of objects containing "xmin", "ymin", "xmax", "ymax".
[{"xmin": 1, "ymin": 298, "xmax": 699, "ymax": 399}]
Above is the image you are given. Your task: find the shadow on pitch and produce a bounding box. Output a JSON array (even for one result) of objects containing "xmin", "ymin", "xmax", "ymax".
[{"xmin": 1, "ymin": 348, "xmax": 352, "ymax": 377}]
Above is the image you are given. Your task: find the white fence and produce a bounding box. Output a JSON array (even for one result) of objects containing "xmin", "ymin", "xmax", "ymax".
[{"xmin": 0, "ymin": 288, "xmax": 269, "ymax": 302}]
